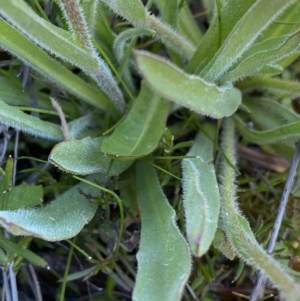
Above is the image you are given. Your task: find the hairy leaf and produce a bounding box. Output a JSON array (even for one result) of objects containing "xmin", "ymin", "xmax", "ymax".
[
  {"xmin": 7, "ymin": 183, "xmax": 43, "ymax": 210},
  {"xmin": 135, "ymin": 51, "xmax": 241, "ymax": 118},
  {"xmin": 113, "ymin": 28, "xmax": 155, "ymax": 63},
  {"xmin": 49, "ymin": 137, "xmax": 132, "ymax": 175},
  {"xmin": 0, "ymin": 19, "xmax": 109, "ymax": 111},
  {"xmin": 221, "ymin": 31, "xmax": 300, "ymax": 83},
  {"xmin": 81, "ymin": 0, "xmax": 99, "ymax": 32},
  {"xmin": 0, "ymin": 0, "xmax": 95, "ymax": 68},
  {"xmin": 187, "ymin": 0, "xmax": 256, "ymax": 74},
  {"xmin": 182, "ymin": 128, "xmax": 220, "ymax": 256},
  {"xmin": 238, "ymin": 77, "xmax": 300, "ymax": 99},
  {"xmin": 0, "ymin": 0, "xmax": 125, "ymax": 112},
  {"xmin": 101, "ymin": 83, "xmax": 170, "ymax": 159},
  {"xmin": 236, "ymin": 98, "xmax": 300, "ymax": 145},
  {"xmin": 235, "ymin": 116, "xmax": 300, "ymax": 145},
  {"xmin": 152, "ymin": 0, "xmax": 202, "ymax": 45},
  {"xmin": 100, "ymin": 0, "xmax": 146, "ymax": 27},
  {"xmin": 0, "ymin": 179, "xmax": 100, "ymax": 241},
  {"xmin": 201, "ymin": 0, "xmax": 296, "ymax": 82},
  {"xmin": 219, "ymin": 119, "xmax": 300, "ymax": 301},
  {"xmin": 0, "ymin": 99, "xmax": 63, "ymax": 140},
  {"xmin": 133, "ymin": 161, "xmax": 191, "ymax": 301}
]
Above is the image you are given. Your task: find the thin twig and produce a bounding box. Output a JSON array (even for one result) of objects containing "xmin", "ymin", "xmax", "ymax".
[
  {"xmin": 250, "ymin": 141, "xmax": 300, "ymax": 301},
  {"xmin": 28, "ymin": 264, "xmax": 43, "ymax": 301},
  {"xmin": 9, "ymin": 262, "xmax": 18, "ymax": 301},
  {"xmin": 50, "ymin": 97, "xmax": 70, "ymax": 141},
  {"xmin": 3, "ymin": 269, "xmax": 12, "ymax": 301}
]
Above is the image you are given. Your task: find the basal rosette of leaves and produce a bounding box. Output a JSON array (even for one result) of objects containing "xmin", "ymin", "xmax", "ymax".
[{"xmin": 0, "ymin": 0, "xmax": 300, "ymax": 300}]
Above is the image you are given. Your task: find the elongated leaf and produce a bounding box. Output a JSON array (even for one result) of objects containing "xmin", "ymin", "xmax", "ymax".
[
  {"xmin": 100, "ymin": 0, "xmax": 146, "ymax": 27},
  {"xmin": 0, "ymin": 76, "xmax": 78, "ymax": 116},
  {"xmin": 219, "ymin": 119, "xmax": 300, "ymax": 301},
  {"xmin": 185, "ymin": 4, "xmax": 220, "ymax": 74},
  {"xmin": 0, "ymin": 233, "xmax": 48, "ymax": 268},
  {"xmin": 219, "ymin": 0, "xmax": 256, "ymax": 45},
  {"xmin": 258, "ymin": 0, "xmax": 300, "ymax": 39},
  {"xmin": 135, "ymin": 51, "xmax": 241, "ymax": 118},
  {"xmin": 238, "ymin": 77, "xmax": 300, "ymax": 99},
  {"xmin": 234, "ymin": 115, "xmax": 300, "ymax": 145},
  {"xmin": 81, "ymin": 0, "xmax": 99, "ymax": 32},
  {"xmin": 153, "ymin": 0, "xmax": 202, "ymax": 45},
  {"xmin": 162, "ymin": 0, "xmax": 178, "ymax": 28},
  {"xmin": 186, "ymin": 0, "xmax": 256, "ymax": 74},
  {"xmin": 133, "ymin": 161, "xmax": 191, "ymax": 301},
  {"xmin": 236, "ymin": 98, "xmax": 300, "ymax": 146},
  {"xmin": 0, "ymin": 76, "xmax": 48, "ymax": 108},
  {"xmin": 182, "ymin": 128, "xmax": 220, "ymax": 256},
  {"xmin": 0, "ymin": 0, "xmax": 125, "ymax": 113},
  {"xmin": 0, "ymin": 157, "xmax": 14, "ymax": 211},
  {"xmin": 244, "ymin": 98, "xmax": 300, "ymax": 131},
  {"xmin": 0, "ymin": 99, "xmax": 63, "ymax": 140},
  {"xmin": 221, "ymin": 31, "xmax": 300, "ymax": 83},
  {"xmin": 0, "ymin": 19, "xmax": 110, "ymax": 111},
  {"xmin": 201, "ymin": 0, "xmax": 296, "ymax": 82},
  {"xmin": 0, "ymin": 179, "xmax": 100, "ymax": 241},
  {"xmin": 56, "ymin": 0, "xmax": 125, "ymax": 111},
  {"xmin": 101, "ymin": 83, "xmax": 170, "ymax": 159},
  {"xmin": 0, "ymin": 0, "xmax": 96, "ymax": 69},
  {"xmin": 49, "ymin": 137, "xmax": 133, "ymax": 175},
  {"xmin": 113, "ymin": 28, "xmax": 155, "ymax": 63}
]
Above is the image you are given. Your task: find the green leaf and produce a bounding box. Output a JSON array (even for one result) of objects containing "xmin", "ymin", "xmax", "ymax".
[
  {"xmin": 235, "ymin": 98, "xmax": 300, "ymax": 145},
  {"xmin": 162, "ymin": 0, "xmax": 179, "ymax": 29},
  {"xmin": 152, "ymin": 0, "xmax": 202, "ymax": 45},
  {"xmin": 182, "ymin": 128, "xmax": 220, "ymax": 257},
  {"xmin": 100, "ymin": 0, "xmax": 147, "ymax": 27},
  {"xmin": 0, "ymin": 0, "xmax": 125, "ymax": 112},
  {"xmin": 0, "ymin": 178, "xmax": 100, "ymax": 241},
  {"xmin": 0, "ymin": 76, "xmax": 47, "ymax": 108},
  {"xmin": 100, "ymin": 83, "xmax": 170, "ymax": 159},
  {"xmin": 0, "ymin": 18, "xmax": 110, "ymax": 111},
  {"xmin": 238, "ymin": 77, "xmax": 300, "ymax": 99},
  {"xmin": 213, "ymin": 229, "xmax": 235, "ymax": 260},
  {"xmin": 0, "ymin": 99, "xmax": 63, "ymax": 141},
  {"xmin": 7, "ymin": 183, "xmax": 43, "ymax": 210},
  {"xmin": 0, "ymin": 156, "xmax": 14, "ymax": 211},
  {"xmin": 201, "ymin": 0, "xmax": 296, "ymax": 82},
  {"xmin": 49, "ymin": 137, "xmax": 133, "ymax": 175},
  {"xmin": 113, "ymin": 28, "xmax": 155, "ymax": 63},
  {"xmin": 57, "ymin": 0, "xmax": 125, "ymax": 111},
  {"xmin": 0, "ymin": 0, "xmax": 95, "ymax": 69},
  {"xmin": 186, "ymin": 0, "xmax": 256, "ymax": 74},
  {"xmin": 81, "ymin": 0, "xmax": 99, "ymax": 32},
  {"xmin": 244, "ymin": 98, "xmax": 300, "ymax": 131},
  {"xmin": 67, "ymin": 114, "xmax": 95, "ymax": 139},
  {"xmin": 135, "ymin": 51, "xmax": 241, "ymax": 118},
  {"xmin": 185, "ymin": 4, "xmax": 220, "ymax": 74},
  {"xmin": 0, "ymin": 76, "xmax": 78, "ymax": 116},
  {"xmin": 219, "ymin": 119, "xmax": 300, "ymax": 301},
  {"xmin": 221, "ymin": 31, "xmax": 300, "ymax": 83},
  {"xmin": 218, "ymin": 0, "xmax": 256, "ymax": 45},
  {"xmin": 234, "ymin": 115, "xmax": 300, "ymax": 145},
  {"xmin": 133, "ymin": 161, "xmax": 191, "ymax": 301},
  {"xmin": 0, "ymin": 232, "xmax": 48, "ymax": 268}
]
